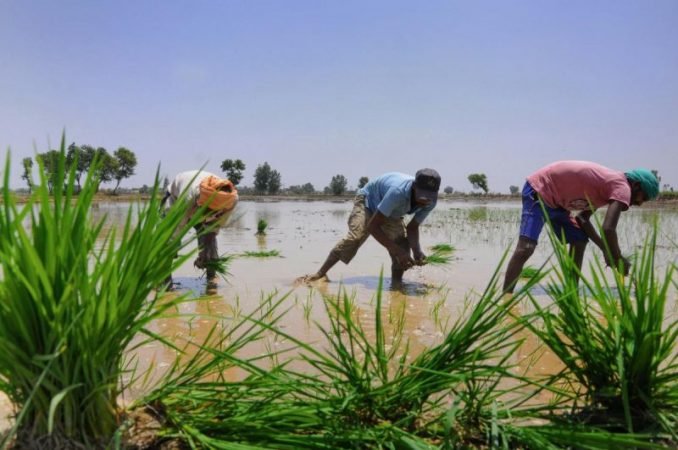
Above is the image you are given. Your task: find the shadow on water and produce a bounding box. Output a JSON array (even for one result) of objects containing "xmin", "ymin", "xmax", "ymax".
[{"xmin": 170, "ymin": 276, "xmax": 221, "ymax": 297}]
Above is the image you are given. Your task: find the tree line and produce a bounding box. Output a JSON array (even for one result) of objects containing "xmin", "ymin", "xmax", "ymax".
[
  {"xmin": 22, "ymin": 151, "xmax": 671, "ymax": 196},
  {"xmin": 220, "ymin": 159, "xmax": 370, "ymax": 196},
  {"xmin": 21, "ymin": 143, "xmax": 137, "ymax": 194}
]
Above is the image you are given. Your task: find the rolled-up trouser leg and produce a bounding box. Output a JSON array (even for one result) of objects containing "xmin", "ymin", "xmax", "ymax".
[{"xmin": 331, "ymin": 195, "xmax": 372, "ymax": 264}]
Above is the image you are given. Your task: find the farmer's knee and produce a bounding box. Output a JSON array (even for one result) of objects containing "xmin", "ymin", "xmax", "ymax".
[{"xmin": 515, "ymin": 239, "xmax": 537, "ymax": 260}]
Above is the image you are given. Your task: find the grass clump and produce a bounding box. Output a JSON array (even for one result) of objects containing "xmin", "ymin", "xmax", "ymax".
[
  {"xmin": 0, "ymin": 138, "xmax": 197, "ymax": 447},
  {"xmin": 517, "ymin": 223, "xmax": 677, "ymax": 442},
  {"xmin": 256, "ymin": 218, "xmax": 268, "ymax": 235}
]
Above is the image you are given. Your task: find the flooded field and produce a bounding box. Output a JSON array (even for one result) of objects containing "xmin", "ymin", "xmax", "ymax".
[
  {"xmin": 2, "ymin": 198, "xmax": 676, "ymax": 434},
  {"xmin": 88, "ymin": 198, "xmax": 676, "ymax": 394}
]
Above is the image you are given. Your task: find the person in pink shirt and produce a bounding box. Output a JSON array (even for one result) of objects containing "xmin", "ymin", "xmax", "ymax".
[{"xmin": 503, "ymin": 161, "xmax": 659, "ymax": 293}]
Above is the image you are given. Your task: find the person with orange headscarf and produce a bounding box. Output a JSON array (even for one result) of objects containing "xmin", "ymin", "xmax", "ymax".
[{"xmin": 163, "ymin": 170, "xmax": 239, "ymax": 287}]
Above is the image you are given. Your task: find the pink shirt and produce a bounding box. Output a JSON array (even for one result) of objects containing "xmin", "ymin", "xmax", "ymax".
[{"xmin": 527, "ymin": 161, "xmax": 631, "ymax": 211}]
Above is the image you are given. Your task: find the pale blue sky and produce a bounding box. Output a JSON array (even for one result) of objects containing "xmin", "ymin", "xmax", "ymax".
[{"xmin": 1, "ymin": 1, "xmax": 676, "ymax": 192}]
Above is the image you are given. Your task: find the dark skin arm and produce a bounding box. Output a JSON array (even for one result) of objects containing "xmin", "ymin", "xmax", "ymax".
[
  {"xmin": 575, "ymin": 200, "xmax": 630, "ymax": 275},
  {"xmin": 368, "ymin": 212, "xmax": 415, "ymax": 269},
  {"xmin": 406, "ymin": 219, "xmax": 426, "ymax": 264}
]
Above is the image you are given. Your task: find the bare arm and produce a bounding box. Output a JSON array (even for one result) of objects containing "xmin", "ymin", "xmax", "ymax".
[
  {"xmin": 575, "ymin": 210, "xmax": 605, "ymax": 251},
  {"xmin": 576, "ymin": 201, "xmax": 629, "ymax": 274},
  {"xmin": 406, "ymin": 219, "xmax": 426, "ymax": 263}
]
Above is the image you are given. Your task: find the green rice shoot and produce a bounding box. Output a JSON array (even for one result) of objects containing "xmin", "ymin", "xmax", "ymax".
[
  {"xmin": 203, "ymin": 254, "xmax": 235, "ymax": 276},
  {"xmin": 426, "ymin": 243, "xmax": 455, "ymax": 266},
  {"xmin": 519, "ymin": 265, "xmax": 540, "ymax": 279},
  {"xmin": 430, "ymin": 243, "xmax": 455, "ymax": 253},
  {"xmin": 256, "ymin": 218, "xmax": 268, "ymax": 235},
  {"xmin": 240, "ymin": 249, "xmax": 281, "ymax": 258}
]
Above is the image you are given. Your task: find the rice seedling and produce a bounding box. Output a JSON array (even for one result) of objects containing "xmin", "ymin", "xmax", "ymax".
[
  {"xmin": 0, "ymin": 139, "xmax": 199, "ymax": 447},
  {"xmin": 430, "ymin": 296, "xmax": 446, "ymax": 328},
  {"xmin": 468, "ymin": 206, "xmax": 488, "ymax": 221},
  {"xmin": 256, "ymin": 218, "xmax": 268, "ymax": 235},
  {"xmin": 126, "ymin": 259, "xmax": 533, "ymax": 448},
  {"xmin": 425, "ymin": 244, "xmax": 455, "ymax": 266},
  {"xmin": 240, "ymin": 249, "xmax": 281, "ymax": 258},
  {"xmin": 201, "ymin": 254, "xmax": 235, "ymax": 278},
  {"xmin": 517, "ymin": 221, "xmax": 677, "ymax": 443},
  {"xmin": 430, "ymin": 243, "xmax": 455, "ymax": 253},
  {"xmin": 520, "ymin": 265, "xmax": 540, "ymax": 279}
]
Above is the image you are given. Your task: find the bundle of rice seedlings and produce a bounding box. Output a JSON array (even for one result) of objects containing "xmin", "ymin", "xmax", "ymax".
[
  {"xmin": 426, "ymin": 243, "xmax": 455, "ymax": 266},
  {"xmin": 202, "ymin": 254, "xmax": 235, "ymax": 277},
  {"xmin": 256, "ymin": 218, "xmax": 268, "ymax": 235}
]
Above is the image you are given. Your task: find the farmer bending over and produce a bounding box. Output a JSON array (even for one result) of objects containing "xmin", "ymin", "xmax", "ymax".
[
  {"xmin": 503, "ymin": 160, "xmax": 659, "ymax": 293},
  {"xmin": 301, "ymin": 169, "xmax": 441, "ymax": 285},
  {"xmin": 163, "ymin": 170, "xmax": 238, "ymax": 286}
]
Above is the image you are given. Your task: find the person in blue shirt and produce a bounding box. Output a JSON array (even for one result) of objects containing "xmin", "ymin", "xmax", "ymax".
[{"xmin": 301, "ymin": 168, "xmax": 441, "ymax": 284}]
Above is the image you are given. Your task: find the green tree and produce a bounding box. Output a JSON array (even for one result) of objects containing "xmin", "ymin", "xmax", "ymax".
[
  {"xmin": 444, "ymin": 186, "xmax": 454, "ymax": 194},
  {"xmin": 329, "ymin": 174, "xmax": 348, "ymax": 196},
  {"xmin": 220, "ymin": 159, "xmax": 246, "ymax": 186},
  {"xmin": 80, "ymin": 145, "xmax": 96, "ymax": 177},
  {"xmin": 358, "ymin": 176, "xmax": 369, "ymax": 189},
  {"xmin": 253, "ymin": 162, "xmax": 281, "ymax": 195},
  {"xmin": 288, "ymin": 183, "xmax": 315, "ymax": 195},
  {"xmin": 468, "ymin": 173, "xmax": 489, "ymax": 194},
  {"xmin": 268, "ymin": 169, "xmax": 281, "ymax": 195},
  {"xmin": 112, "ymin": 147, "xmax": 137, "ymax": 194},
  {"xmin": 509, "ymin": 185, "xmax": 519, "ymax": 195},
  {"xmin": 36, "ymin": 150, "xmax": 60, "ymax": 193},
  {"xmin": 66, "ymin": 143, "xmax": 89, "ymax": 191},
  {"xmin": 91, "ymin": 148, "xmax": 117, "ymax": 189},
  {"xmin": 21, "ymin": 157, "xmax": 34, "ymax": 192},
  {"xmin": 253, "ymin": 163, "xmax": 271, "ymax": 194}
]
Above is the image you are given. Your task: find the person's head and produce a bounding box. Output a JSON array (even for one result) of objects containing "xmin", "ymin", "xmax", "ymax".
[
  {"xmin": 412, "ymin": 168, "xmax": 441, "ymax": 207},
  {"xmin": 197, "ymin": 175, "xmax": 239, "ymax": 222},
  {"xmin": 625, "ymin": 169, "xmax": 659, "ymax": 206}
]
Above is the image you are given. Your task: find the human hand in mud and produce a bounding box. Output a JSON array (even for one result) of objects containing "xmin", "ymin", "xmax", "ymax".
[
  {"xmin": 412, "ymin": 249, "xmax": 427, "ymax": 266},
  {"xmin": 391, "ymin": 249, "xmax": 415, "ymax": 270},
  {"xmin": 294, "ymin": 273, "xmax": 329, "ymax": 285}
]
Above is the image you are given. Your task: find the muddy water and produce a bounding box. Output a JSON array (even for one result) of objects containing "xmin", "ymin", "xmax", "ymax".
[
  {"xmin": 110, "ymin": 200, "xmax": 676, "ymax": 393},
  {"xmin": 2, "ymin": 200, "xmax": 675, "ymax": 428}
]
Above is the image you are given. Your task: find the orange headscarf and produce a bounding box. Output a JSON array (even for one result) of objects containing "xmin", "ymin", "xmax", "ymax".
[{"xmin": 197, "ymin": 176, "xmax": 238, "ymax": 211}]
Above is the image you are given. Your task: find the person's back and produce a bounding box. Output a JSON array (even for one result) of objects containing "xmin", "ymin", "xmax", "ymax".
[
  {"xmin": 503, "ymin": 160, "xmax": 659, "ymax": 293},
  {"xmin": 167, "ymin": 170, "xmax": 217, "ymax": 206},
  {"xmin": 360, "ymin": 172, "xmax": 436, "ymax": 224},
  {"xmin": 527, "ymin": 161, "xmax": 630, "ymax": 211}
]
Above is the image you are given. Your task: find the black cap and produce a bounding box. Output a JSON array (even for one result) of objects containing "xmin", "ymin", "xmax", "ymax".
[{"xmin": 414, "ymin": 168, "xmax": 441, "ymax": 203}]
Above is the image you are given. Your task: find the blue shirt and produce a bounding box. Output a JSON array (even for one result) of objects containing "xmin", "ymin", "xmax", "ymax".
[{"xmin": 358, "ymin": 172, "xmax": 436, "ymax": 224}]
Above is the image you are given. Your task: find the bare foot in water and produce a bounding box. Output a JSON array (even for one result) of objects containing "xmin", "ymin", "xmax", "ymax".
[{"xmin": 294, "ymin": 273, "xmax": 329, "ymax": 286}]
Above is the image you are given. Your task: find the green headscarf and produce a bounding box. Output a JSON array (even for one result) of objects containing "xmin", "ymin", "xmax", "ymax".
[{"xmin": 625, "ymin": 169, "xmax": 659, "ymax": 200}]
